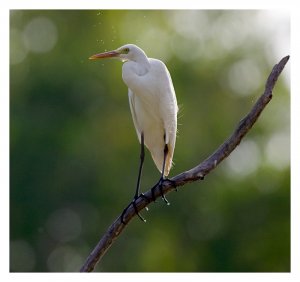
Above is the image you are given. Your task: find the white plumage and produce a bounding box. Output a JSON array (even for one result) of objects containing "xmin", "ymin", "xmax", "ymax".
[
  {"xmin": 90, "ymin": 44, "xmax": 178, "ymax": 177},
  {"xmin": 122, "ymin": 47, "xmax": 177, "ymax": 176}
]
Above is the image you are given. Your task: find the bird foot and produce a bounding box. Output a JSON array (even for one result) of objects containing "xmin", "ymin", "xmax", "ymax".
[
  {"xmin": 151, "ymin": 177, "xmax": 170, "ymax": 205},
  {"xmin": 121, "ymin": 193, "xmax": 150, "ymax": 224}
]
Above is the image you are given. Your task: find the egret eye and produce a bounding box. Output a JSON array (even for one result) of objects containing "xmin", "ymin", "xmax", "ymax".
[{"xmin": 122, "ymin": 47, "xmax": 130, "ymax": 54}]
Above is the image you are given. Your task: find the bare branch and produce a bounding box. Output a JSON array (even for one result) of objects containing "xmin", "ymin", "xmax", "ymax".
[{"xmin": 80, "ymin": 55, "xmax": 289, "ymax": 272}]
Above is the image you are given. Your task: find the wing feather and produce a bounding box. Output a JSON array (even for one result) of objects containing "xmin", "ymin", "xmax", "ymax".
[{"xmin": 128, "ymin": 89, "xmax": 142, "ymax": 143}]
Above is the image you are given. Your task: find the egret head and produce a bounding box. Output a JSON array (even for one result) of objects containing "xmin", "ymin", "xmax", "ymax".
[{"xmin": 89, "ymin": 44, "xmax": 147, "ymax": 62}]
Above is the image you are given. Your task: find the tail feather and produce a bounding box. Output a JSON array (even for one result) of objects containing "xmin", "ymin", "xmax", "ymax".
[{"xmin": 151, "ymin": 145, "xmax": 174, "ymax": 177}]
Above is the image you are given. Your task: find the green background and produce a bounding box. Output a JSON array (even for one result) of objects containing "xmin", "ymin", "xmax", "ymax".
[{"xmin": 10, "ymin": 10, "xmax": 290, "ymax": 272}]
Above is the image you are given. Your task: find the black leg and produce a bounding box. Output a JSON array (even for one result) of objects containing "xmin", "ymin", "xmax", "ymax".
[
  {"xmin": 160, "ymin": 144, "xmax": 170, "ymax": 204},
  {"xmin": 151, "ymin": 142, "xmax": 170, "ymax": 205},
  {"xmin": 134, "ymin": 133, "xmax": 145, "ymax": 198},
  {"xmin": 121, "ymin": 133, "xmax": 148, "ymax": 224}
]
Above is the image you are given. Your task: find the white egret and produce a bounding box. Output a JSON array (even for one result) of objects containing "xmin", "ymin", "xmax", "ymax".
[{"xmin": 90, "ymin": 44, "xmax": 178, "ymax": 223}]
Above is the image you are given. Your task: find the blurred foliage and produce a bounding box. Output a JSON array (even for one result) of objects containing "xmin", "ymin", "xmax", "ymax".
[{"xmin": 10, "ymin": 10, "xmax": 290, "ymax": 272}]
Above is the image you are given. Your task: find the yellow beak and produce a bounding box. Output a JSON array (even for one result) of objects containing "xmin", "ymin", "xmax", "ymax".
[{"xmin": 89, "ymin": 50, "xmax": 120, "ymax": 60}]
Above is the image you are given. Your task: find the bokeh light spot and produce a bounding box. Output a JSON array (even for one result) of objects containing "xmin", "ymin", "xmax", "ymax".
[
  {"xmin": 227, "ymin": 59, "xmax": 262, "ymax": 96},
  {"xmin": 265, "ymin": 131, "xmax": 290, "ymax": 170},
  {"xmin": 10, "ymin": 240, "xmax": 36, "ymax": 271},
  {"xmin": 226, "ymin": 140, "xmax": 261, "ymax": 178},
  {"xmin": 10, "ymin": 28, "xmax": 28, "ymax": 65},
  {"xmin": 23, "ymin": 16, "xmax": 58, "ymax": 53},
  {"xmin": 47, "ymin": 245, "xmax": 82, "ymax": 272},
  {"xmin": 46, "ymin": 208, "xmax": 82, "ymax": 243}
]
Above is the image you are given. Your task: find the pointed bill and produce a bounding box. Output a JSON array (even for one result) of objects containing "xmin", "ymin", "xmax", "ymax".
[{"xmin": 89, "ymin": 50, "xmax": 120, "ymax": 60}]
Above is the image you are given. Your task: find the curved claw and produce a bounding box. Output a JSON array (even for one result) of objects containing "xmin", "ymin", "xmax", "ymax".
[
  {"xmin": 159, "ymin": 178, "xmax": 170, "ymax": 205},
  {"xmin": 150, "ymin": 177, "xmax": 171, "ymax": 205},
  {"xmin": 121, "ymin": 195, "xmax": 149, "ymax": 224},
  {"xmin": 132, "ymin": 198, "xmax": 147, "ymax": 222},
  {"xmin": 161, "ymin": 193, "xmax": 170, "ymax": 205}
]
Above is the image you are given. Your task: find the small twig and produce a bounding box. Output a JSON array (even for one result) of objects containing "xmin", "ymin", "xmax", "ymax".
[{"xmin": 80, "ymin": 55, "xmax": 289, "ymax": 272}]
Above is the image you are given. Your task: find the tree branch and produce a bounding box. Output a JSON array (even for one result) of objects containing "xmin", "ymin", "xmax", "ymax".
[{"xmin": 80, "ymin": 55, "xmax": 289, "ymax": 272}]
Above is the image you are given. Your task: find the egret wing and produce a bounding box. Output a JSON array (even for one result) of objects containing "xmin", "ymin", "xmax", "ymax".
[
  {"xmin": 128, "ymin": 89, "xmax": 142, "ymax": 143},
  {"xmin": 151, "ymin": 60, "xmax": 178, "ymax": 176}
]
